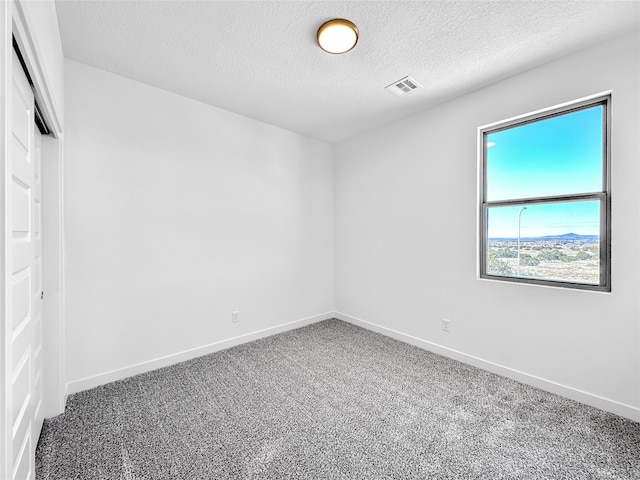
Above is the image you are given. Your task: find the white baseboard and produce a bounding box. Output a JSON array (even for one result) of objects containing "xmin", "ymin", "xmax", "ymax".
[
  {"xmin": 65, "ymin": 310, "xmax": 640, "ymax": 422},
  {"xmin": 66, "ymin": 311, "xmax": 334, "ymax": 396},
  {"xmin": 334, "ymin": 311, "xmax": 640, "ymax": 423}
]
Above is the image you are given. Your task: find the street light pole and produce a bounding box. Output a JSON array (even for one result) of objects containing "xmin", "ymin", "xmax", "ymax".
[{"xmin": 517, "ymin": 206, "xmax": 527, "ymax": 276}]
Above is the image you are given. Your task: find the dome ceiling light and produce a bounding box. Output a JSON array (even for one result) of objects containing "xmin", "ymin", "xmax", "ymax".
[{"xmin": 317, "ymin": 19, "xmax": 359, "ymax": 55}]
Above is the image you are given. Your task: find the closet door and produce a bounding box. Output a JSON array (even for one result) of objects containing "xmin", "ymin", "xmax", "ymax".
[{"xmin": 8, "ymin": 46, "xmax": 43, "ymax": 480}]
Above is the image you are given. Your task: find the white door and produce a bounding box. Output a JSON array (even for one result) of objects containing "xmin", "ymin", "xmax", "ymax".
[{"xmin": 7, "ymin": 47, "xmax": 44, "ymax": 480}]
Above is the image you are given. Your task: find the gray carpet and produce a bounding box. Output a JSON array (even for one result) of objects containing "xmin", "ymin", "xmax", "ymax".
[{"xmin": 36, "ymin": 319, "xmax": 640, "ymax": 479}]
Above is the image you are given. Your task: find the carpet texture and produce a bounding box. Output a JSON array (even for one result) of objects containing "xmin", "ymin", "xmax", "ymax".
[{"xmin": 36, "ymin": 319, "xmax": 640, "ymax": 479}]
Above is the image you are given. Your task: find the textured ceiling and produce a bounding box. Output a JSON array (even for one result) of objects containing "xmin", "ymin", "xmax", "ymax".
[{"xmin": 56, "ymin": 1, "xmax": 640, "ymax": 143}]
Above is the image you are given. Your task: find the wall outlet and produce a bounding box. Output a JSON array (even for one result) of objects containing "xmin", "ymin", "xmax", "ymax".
[
  {"xmin": 442, "ymin": 318, "xmax": 451, "ymax": 332},
  {"xmin": 232, "ymin": 311, "xmax": 240, "ymax": 323}
]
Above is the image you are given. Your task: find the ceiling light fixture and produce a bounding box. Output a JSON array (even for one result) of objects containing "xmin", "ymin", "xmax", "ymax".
[{"xmin": 317, "ymin": 18, "xmax": 359, "ymax": 54}]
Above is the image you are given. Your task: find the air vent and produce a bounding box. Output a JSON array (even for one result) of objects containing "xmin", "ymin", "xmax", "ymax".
[{"xmin": 385, "ymin": 76, "xmax": 422, "ymax": 96}]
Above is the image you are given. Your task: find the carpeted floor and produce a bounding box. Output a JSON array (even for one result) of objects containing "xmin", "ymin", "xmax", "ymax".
[{"xmin": 36, "ymin": 319, "xmax": 640, "ymax": 479}]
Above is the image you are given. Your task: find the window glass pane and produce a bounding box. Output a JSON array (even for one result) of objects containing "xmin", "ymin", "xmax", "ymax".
[
  {"xmin": 486, "ymin": 106, "xmax": 603, "ymax": 201},
  {"xmin": 486, "ymin": 201, "xmax": 600, "ymax": 285}
]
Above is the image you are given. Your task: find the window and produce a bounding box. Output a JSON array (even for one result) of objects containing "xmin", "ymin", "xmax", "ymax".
[{"xmin": 479, "ymin": 94, "xmax": 610, "ymax": 291}]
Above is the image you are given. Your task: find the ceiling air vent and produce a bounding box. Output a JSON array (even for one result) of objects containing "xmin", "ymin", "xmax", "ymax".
[{"xmin": 385, "ymin": 76, "xmax": 421, "ymax": 96}]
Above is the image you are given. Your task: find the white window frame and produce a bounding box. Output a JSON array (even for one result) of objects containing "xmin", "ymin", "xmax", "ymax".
[{"xmin": 478, "ymin": 93, "xmax": 611, "ymax": 292}]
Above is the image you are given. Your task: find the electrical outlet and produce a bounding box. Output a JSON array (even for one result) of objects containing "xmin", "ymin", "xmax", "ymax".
[
  {"xmin": 442, "ymin": 318, "xmax": 450, "ymax": 332},
  {"xmin": 232, "ymin": 311, "xmax": 240, "ymax": 323}
]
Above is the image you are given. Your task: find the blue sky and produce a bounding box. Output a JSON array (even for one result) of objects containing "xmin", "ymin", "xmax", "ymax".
[{"xmin": 485, "ymin": 106, "xmax": 603, "ymax": 238}]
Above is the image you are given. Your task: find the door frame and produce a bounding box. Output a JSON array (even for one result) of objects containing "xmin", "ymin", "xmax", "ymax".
[{"xmin": 1, "ymin": 1, "xmax": 65, "ymax": 476}]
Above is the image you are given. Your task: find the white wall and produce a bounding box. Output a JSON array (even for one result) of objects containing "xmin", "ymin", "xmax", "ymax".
[
  {"xmin": 42, "ymin": 132, "xmax": 65, "ymax": 416},
  {"xmin": 64, "ymin": 60, "xmax": 334, "ymax": 391},
  {"xmin": 335, "ymin": 31, "xmax": 640, "ymax": 420}
]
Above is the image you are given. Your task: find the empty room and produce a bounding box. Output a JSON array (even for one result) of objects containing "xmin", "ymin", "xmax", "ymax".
[{"xmin": 1, "ymin": 0, "xmax": 639, "ymax": 478}]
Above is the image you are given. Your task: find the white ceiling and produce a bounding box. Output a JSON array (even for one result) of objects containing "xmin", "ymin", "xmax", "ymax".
[{"xmin": 55, "ymin": 1, "xmax": 640, "ymax": 144}]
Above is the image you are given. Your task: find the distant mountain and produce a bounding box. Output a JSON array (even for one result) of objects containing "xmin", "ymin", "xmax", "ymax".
[
  {"xmin": 540, "ymin": 233, "xmax": 599, "ymax": 241},
  {"xmin": 489, "ymin": 233, "xmax": 599, "ymax": 242}
]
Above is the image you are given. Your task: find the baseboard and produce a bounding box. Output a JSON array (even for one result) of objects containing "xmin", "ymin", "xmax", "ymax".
[
  {"xmin": 334, "ymin": 311, "xmax": 640, "ymax": 423},
  {"xmin": 66, "ymin": 311, "xmax": 334, "ymax": 396}
]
